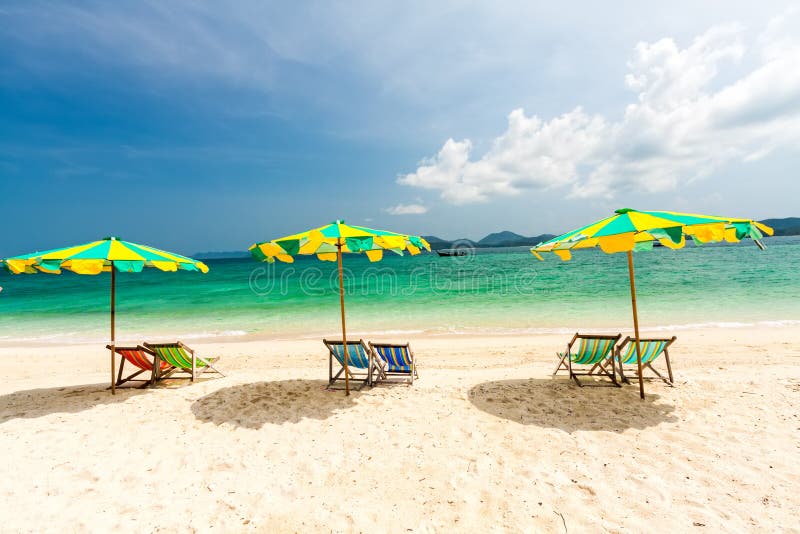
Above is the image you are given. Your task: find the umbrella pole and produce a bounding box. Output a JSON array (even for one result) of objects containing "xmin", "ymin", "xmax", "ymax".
[
  {"xmin": 626, "ymin": 251, "xmax": 645, "ymax": 400},
  {"xmin": 337, "ymin": 243, "xmax": 350, "ymax": 396},
  {"xmin": 110, "ymin": 262, "xmax": 116, "ymax": 395}
]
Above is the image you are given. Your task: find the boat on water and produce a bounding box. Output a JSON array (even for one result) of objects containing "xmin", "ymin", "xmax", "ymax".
[{"xmin": 436, "ymin": 249, "xmax": 469, "ymax": 257}]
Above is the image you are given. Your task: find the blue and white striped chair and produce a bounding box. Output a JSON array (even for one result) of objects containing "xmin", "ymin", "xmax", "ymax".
[
  {"xmin": 323, "ymin": 339, "xmax": 381, "ymax": 390},
  {"xmin": 369, "ymin": 342, "xmax": 417, "ymax": 384}
]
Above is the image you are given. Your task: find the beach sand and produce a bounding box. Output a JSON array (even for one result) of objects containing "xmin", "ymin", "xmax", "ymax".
[{"xmin": 1, "ymin": 327, "xmax": 799, "ymax": 533}]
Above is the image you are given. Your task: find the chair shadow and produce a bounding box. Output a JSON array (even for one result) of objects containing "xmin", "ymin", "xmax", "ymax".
[
  {"xmin": 0, "ymin": 383, "xmax": 148, "ymax": 423},
  {"xmin": 467, "ymin": 378, "xmax": 677, "ymax": 433},
  {"xmin": 191, "ymin": 379, "xmax": 357, "ymax": 429}
]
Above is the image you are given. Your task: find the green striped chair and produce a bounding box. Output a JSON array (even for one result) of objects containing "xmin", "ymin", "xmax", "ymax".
[
  {"xmin": 368, "ymin": 342, "xmax": 417, "ymax": 384},
  {"xmin": 553, "ymin": 333, "xmax": 622, "ymax": 387},
  {"xmin": 323, "ymin": 339, "xmax": 381, "ymax": 390},
  {"xmin": 143, "ymin": 342, "xmax": 224, "ymax": 383},
  {"xmin": 613, "ymin": 336, "xmax": 677, "ymax": 386}
]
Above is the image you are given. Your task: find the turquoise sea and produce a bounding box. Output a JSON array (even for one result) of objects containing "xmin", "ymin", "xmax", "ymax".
[{"xmin": 1, "ymin": 236, "xmax": 799, "ymax": 344}]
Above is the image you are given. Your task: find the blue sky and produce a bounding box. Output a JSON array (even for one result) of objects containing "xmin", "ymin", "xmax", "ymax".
[{"xmin": 1, "ymin": 1, "xmax": 799, "ymax": 256}]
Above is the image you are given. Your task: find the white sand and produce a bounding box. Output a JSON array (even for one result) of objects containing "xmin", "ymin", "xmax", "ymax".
[{"xmin": 1, "ymin": 327, "xmax": 799, "ymax": 532}]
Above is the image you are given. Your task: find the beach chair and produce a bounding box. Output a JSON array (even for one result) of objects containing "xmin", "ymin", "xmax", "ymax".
[
  {"xmin": 369, "ymin": 342, "xmax": 417, "ymax": 384},
  {"xmin": 612, "ymin": 336, "xmax": 677, "ymax": 386},
  {"xmin": 143, "ymin": 342, "xmax": 224, "ymax": 382},
  {"xmin": 323, "ymin": 339, "xmax": 381, "ymax": 390},
  {"xmin": 553, "ymin": 333, "xmax": 622, "ymax": 387},
  {"xmin": 107, "ymin": 344, "xmax": 174, "ymax": 388}
]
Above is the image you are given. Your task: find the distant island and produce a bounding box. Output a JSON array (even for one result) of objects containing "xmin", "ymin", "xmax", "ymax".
[
  {"xmin": 194, "ymin": 217, "xmax": 800, "ymax": 258},
  {"xmin": 760, "ymin": 217, "xmax": 800, "ymax": 236},
  {"xmin": 425, "ymin": 217, "xmax": 800, "ymax": 251},
  {"xmin": 422, "ymin": 231, "xmax": 557, "ymax": 251}
]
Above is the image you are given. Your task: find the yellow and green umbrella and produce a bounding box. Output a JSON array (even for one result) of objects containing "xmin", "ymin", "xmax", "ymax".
[
  {"xmin": 2, "ymin": 237, "xmax": 209, "ymax": 393},
  {"xmin": 250, "ymin": 220, "xmax": 430, "ymax": 395},
  {"xmin": 531, "ymin": 208, "xmax": 773, "ymax": 399}
]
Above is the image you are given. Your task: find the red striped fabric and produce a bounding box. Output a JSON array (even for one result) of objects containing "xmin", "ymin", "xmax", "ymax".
[{"xmin": 119, "ymin": 349, "xmax": 168, "ymax": 370}]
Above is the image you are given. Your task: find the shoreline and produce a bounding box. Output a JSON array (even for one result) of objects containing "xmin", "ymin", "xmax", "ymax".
[{"xmin": 2, "ymin": 317, "xmax": 799, "ymax": 347}]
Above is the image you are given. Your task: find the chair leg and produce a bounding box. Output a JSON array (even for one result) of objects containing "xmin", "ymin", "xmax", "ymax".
[
  {"xmin": 587, "ymin": 358, "xmax": 620, "ymax": 387},
  {"xmin": 664, "ymin": 350, "xmax": 674, "ymax": 385},
  {"xmin": 114, "ymin": 368, "xmax": 147, "ymax": 387},
  {"xmin": 646, "ymin": 363, "xmax": 673, "ymax": 386},
  {"xmin": 151, "ymin": 357, "xmax": 160, "ymax": 386},
  {"xmin": 591, "ymin": 358, "xmax": 615, "ymax": 377},
  {"xmin": 567, "ymin": 357, "xmax": 582, "ymax": 386},
  {"xmin": 610, "ymin": 358, "xmax": 620, "ymax": 385},
  {"xmin": 194, "ymin": 356, "xmax": 224, "ymax": 378},
  {"xmin": 157, "ymin": 366, "xmax": 179, "ymax": 381},
  {"xmin": 329, "ymin": 366, "xmax": 345, "ymax": 387},
  {"xmin": 383, "ymin": 366, "xmax": 393, "ymax": 383},
  {"xmin": 617, "ymin": 358, "xmax": 630, "ymax": 383},
  {"xmin": 604, "ymin": 358, "xmax": 620, "ymax": 387},
  {"xmin": 553, "ymin": 353, "xmax": 569, "ymax": 376},
  {"xmin": 116, "ymin": 357, "xmax": 126, "ymax": 386}
]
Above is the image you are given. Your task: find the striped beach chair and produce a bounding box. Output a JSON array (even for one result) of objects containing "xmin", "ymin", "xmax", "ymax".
[
  {"xmin": 323, "ymin": 339, "xmax": 380, "ymax": 390},
  {"xmin": 143, "ymin": 342, "xmax": 224, "ymax": 382},
  {"xmin": 614, "ymin": 336, "xmax": 677, "ymax": 386},
  {"xmin": 369, "ymin": 342, "xmax": 417, "ymax": 384},
  {"xmin": 553, "ymin": 333, "xmax": 622, "ymax": 387},
  {"xmin": 107, "ymin": 345, "xmax": 174, "ymax": 388}
]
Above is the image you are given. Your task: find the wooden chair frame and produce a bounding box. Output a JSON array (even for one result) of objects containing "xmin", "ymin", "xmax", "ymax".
[
  {"xmin": 609, "ymin": 336, "xmax": 677, "ymax": 386},
  {"xmin": 553, "ymin": 333, "xmax": 622, "ymax": 387},
  {"xmin": 368, "ymin": 342, "xmax": 417, "ymax": 384},
  {"xmin": 323, "ymin": 339, "xmax": 378, "ymax": 390},
  {"xmin": 143, "ymin": 341, "xmax": 224, "ymax": 384},
  {"xmin": 106, "ymin": 344, "xmax": 173, "ymax": 388}
]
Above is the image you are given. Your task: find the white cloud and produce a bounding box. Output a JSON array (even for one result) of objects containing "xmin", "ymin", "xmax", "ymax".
[
  {"xmin": 398, "ymin": 13, "xmax": 800, "ymax": 203},
  {"xmin": 385, "ymin": 203, "xmax": 429, "ymax": 215}
]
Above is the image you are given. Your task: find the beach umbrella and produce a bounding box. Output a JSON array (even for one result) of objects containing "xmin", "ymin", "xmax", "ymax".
[
  {"xmin": 530, "ymin": 208, "xmax": 773, "ymax": 399},
  {"xmin": 250, "ymin": 220, "xmax": 430, "ymax": 395},
  {"xmin": 1, "ymin": 237, "xmax": 209, "ymax": 394}
]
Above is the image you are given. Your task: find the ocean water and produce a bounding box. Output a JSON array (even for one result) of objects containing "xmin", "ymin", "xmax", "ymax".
[{"xmin": 1, "ymin": 236, "xmax": 798, "ymax": 344}]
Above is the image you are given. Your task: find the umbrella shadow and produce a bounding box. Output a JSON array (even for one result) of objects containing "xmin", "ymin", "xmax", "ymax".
[
  {"xmin": 191, "ymin": 379, "xmax": 357, "ymax": 429},
  {"xmin": 0, "ymin": 383, "xmax": 147, "ymax": 423},
  {"xmin": 467, "ymin": 378, "xmax": 677, "ymax": 432}
]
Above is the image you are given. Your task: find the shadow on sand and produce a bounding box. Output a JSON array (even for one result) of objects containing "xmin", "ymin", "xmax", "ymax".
[
  {"xmin": 468, "ymin": 378, "xmax": 677, "ymax": 432},
  {"xmin": 0, "ymin": 383, "xmax": 147, "ymax": 423},
  {"xmin": 191, "ymin": 379, "xmax": 357, "ymax": 429}
]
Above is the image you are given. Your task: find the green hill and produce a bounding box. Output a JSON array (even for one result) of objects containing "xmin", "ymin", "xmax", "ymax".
[{"xmin": 760, "ymin": 217, "xmax": 800, "ymax": 236}]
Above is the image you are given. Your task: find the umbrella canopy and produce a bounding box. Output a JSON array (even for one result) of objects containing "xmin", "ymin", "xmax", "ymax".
[
  {"xmin": 2, "ymin": 237, "xmax": 209, "ymax": 393},
  {"xmin": 531, "ymin": 209, "xmax": 773, "ymax": 399},
  {"xmin": 250, "ymin": 220, "xmax": 430, "ymax": 394},
  {"xmin": 3, "ymin": 237, "xmax": 208, "ymax": 274},
  {"xmin": 531, "ymin": 208, "xmax": 772, "ymax": 260},
  {"xmin": 250, "ymin": 220, "xmax": 430, "ymax": 263}
]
